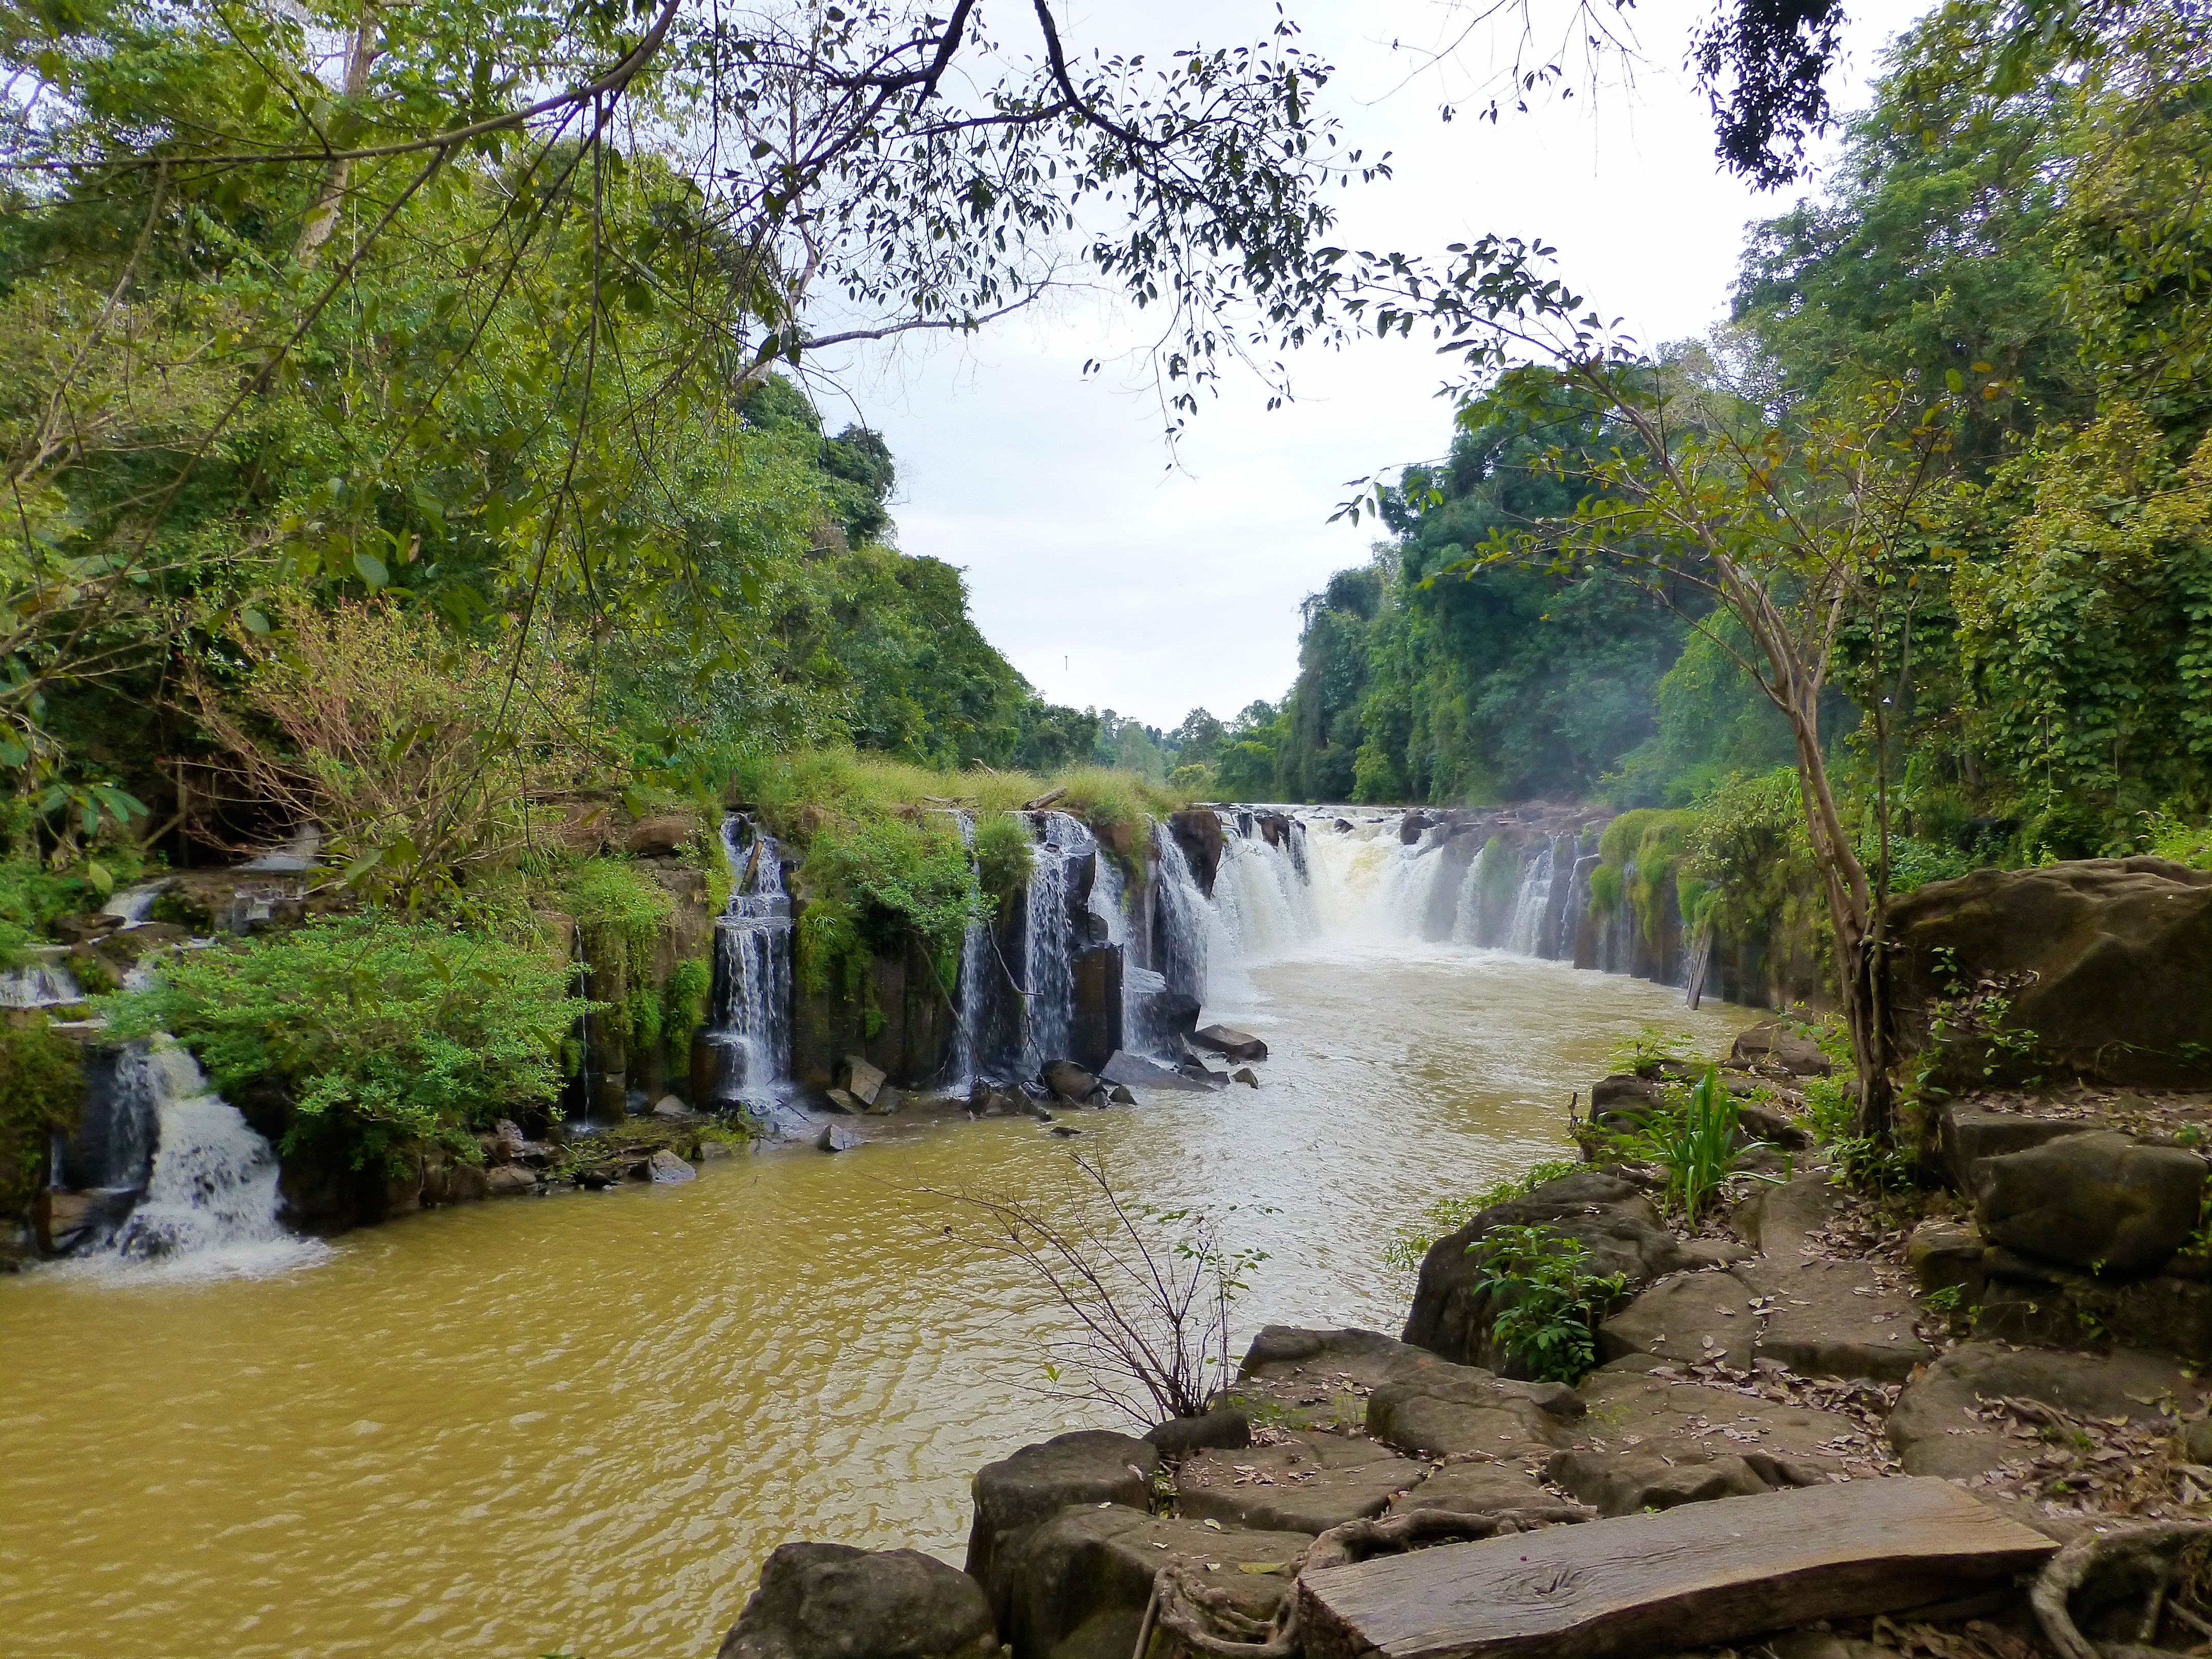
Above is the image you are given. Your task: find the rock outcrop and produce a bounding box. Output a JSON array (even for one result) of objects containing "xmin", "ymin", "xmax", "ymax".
[{"xmin": 715, "ymin": 1542, "xmax": 996, "ymax": 1659}]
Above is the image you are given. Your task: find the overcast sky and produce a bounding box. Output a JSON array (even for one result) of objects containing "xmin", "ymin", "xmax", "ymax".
[{"xmin": 814, "ymin": 0, "xmax": 1926, "ymax": 732}]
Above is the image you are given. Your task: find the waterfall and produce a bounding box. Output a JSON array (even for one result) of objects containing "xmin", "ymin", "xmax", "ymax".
[
  {"xmin": 1210, "ymin": 817, "xmax": 1317, "ymax": 958},
  {"xmin": 73, "ymin": 1039, "xmax": 325, "ymax": 1279},
  {"xmin": 1504, "ymin": 842, "xmax": 1557, "ymax": 955},
  {"xmin": 1020, "ymin": 812, "xmax": 1092, "ymax": 1073},
  {"xmin": 700, "ymin": 817, "xmax": 794, "ymax": 1112},
  {"xmin": 0, "ymin": 953, "xmax": 83, "ymax": 1009},
  {"xmin": 1153, "ymin": 822, "xmax": 1212, "ymax": 1005},
  {"xmin": 948, "ymin": 811, "xmax": 994, "ymax": 1091}
]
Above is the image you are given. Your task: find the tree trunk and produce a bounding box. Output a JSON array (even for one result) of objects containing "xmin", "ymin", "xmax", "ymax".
[{"xmin": 295, "ymin": 6, "xmax": 382, "ymax": 267}]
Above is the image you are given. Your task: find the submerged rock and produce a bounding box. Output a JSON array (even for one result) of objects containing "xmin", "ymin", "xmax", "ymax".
[
  {"xmin": 716, "ymin": 1541, "xmax": 996, "ymax": 1659},
  {"xmin": 1100, "ymin": 1051, "xmax": 1214, "ymax": 1093},
  {"xmin": 1231, "ymin": 1067, "xmax": 1259, "ymax": 1087},
  {"xmin": 1192, "ymin": 1024, "xmax": 1268, "ymax": 1062},
  {"xmin": 486, "ymin": 1165, "xmax": 538, "ymax": 1196},
  {"xmin": 648, "ymin": 1148, "xmax": 696, "ymax": 1184},
  {"xmin": 1041, "ymin": 1059, "xmax": 1098, "ymax": 1104},
  {"xmin": 816, "ymin": 1123, "xmax": 861, "ymax": 1154}
]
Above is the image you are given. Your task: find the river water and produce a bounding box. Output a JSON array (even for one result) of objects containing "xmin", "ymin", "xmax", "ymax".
[{"xmin": 0, "ymin": 820, "xmax": 1748, "ymax": 1659}]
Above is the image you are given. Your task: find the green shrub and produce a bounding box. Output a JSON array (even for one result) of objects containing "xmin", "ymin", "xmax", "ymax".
[
  {"xmin": 1471, "ymin": 1223, "xmax": 1627, "ymax": 1383},
  {"xmin": 97, "ymin": 915, "xmax": 585, "ymax": 1170},
  {"xmin": 664, "ymin": 958, "xmax": 713, "ymax": 1053},
  {"xmin": 0, "ymin": 1019, "xmax": 84, "ymax": 1216},
  {"xmin": 796, "ymin": 817, "xmax": 983, "ymax": 995},
  {"xmin": 973, "ymin": 812, "xmax": 1034, "ymax": 907},
  {"xmin": 0, "ymin": 859, "xmax": 140, "ymax": 966},
  {"xmin": 1586, "ymin": 862, "xmax": 1624, "ymax": 917}
]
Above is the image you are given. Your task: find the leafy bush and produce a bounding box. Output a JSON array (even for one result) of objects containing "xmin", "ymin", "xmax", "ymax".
[
  {"xmin": 98, "ymin": 916, "xmax": 584, "ymax": 1169},
  {"xmin": 796, "ymin": 817, "xmax": 983, "ymax": 995},
  {"xmin": 1604, "ymin": 1025, "xmax": 1700, "ymax": 1077},
  {"xmin": 0, "ymin": 1019, "xmax": 84, "ymax": 1215},
  {"xmin": 663, "ymin": 958, "xmax": 713, "ymax": 1054},
  {"xmin": 0, "ymin": 858, "xmax": 142, "ymax": 966},
  {"xmin": 973, "ymin": 811, "xmax": 1034, "ymax": 907},
  {"xmin": 1471, "ymin": 1223, "xmax": 1627, "ymax": 1383}
]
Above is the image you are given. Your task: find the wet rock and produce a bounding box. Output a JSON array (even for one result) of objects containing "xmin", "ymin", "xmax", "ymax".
[
  {"xmin": 1232, "ymin": 1068, "xmax": 1259, "ymax": 1088},
  {"xmin": 816, "ymin": 1124, "xmax": 861, "ymax": 1153},
  {"xmin": 1406, "ymin": 1172, "xmax": 1697, "ymax": 1371},
  {"xmin": 1143, "ymin": 1409, "xmax": 1250, "ymax": 1456},
  {"xmin": 491, "ymin": 1118, "xmax": 528, "ymax": 1164},
  {"xmin": 716, "ymin": 1541, "xmax": 996, "ymax": 1659},
  {"xmin": 1168, "ymin": 809, "xmax": 1225, "ymax": 896},
  {"xmin": 1590, "ymin": 1074, "xmax": 1669, "ymax": 1116},
  {"xmin": 1974, "ymin": 1248, "xmax": 2212, "ymax": 1360},
  {"xmin": 822, "ymin": 1088, "xmax": 862, "ymax": 1114},
  {"xmin": 840, "ymin": 1054, "xmax": 888, "ymax": 1108},
  {"xmin": 1193, "ymin": 1025, "xmax": 1268, "ymax": 1062},
  {"xmin": 1729, "ymin": 1021, "xmax": 1834, "ymax": 1076},
  {"xmin": 1400, "ymin": 811, "xmax": 1435, "ymax": 844},
  {"xmin": 1737, "ymin": 1102, "xmax": 1813, "ymax": 1151},
  {"xmin": 649, "ymin": 1147, "xmax": 696, "ymax": 1184},
  {"xmin": 1179, "ymin": 1432, "xmax": 1425, "ymax": 1534},
  {"xmin": 1042, "ymin": 1060, "xmax": 1098, "ymax": 1105},
  {"xmin": 577, "ymin": 1168, "xmax": 616, "ymax": 1190},
  {"xmin": 1733, "ymin": 1175, "xmax": 1837, "ymax": 1264},
  {"xmin": 1975, "ymin": 1130, "xmax": 2205, "ymax": 1273},
  {"xmin": 486, "ymin": 1165, "xmax": 538, "ymax": 1196},
  {"xmin": 1938, "ymin": 1107, "xmax": 2095, "ymax": 1194},
  {"xmin": 1070, "ymin": 944, "xmax": 1123, "ymax": 1074},
  {"xmin": 693, "ymin": 1137, "xmax": 735, "ymax": 1160},
  {"xmin": 650, "ymin": 1094, "xmax": 694, "ymax": 1120},
  {"xmin": 867, "ymin": 1083, "xmax": 904, "ymax": 1117},
  {"xmin": 1108, "ymin": 1085, "xmax": 1135, "ymax": 1105},
  {"xmin": 445, "ymin": 1161, "xmax": 490, "ymax": 1203},
  {"xmin": 1099, "ymin": 1051, "xmax": 1214, "ymax": 1094},
  {"xmin": 1887, "ymin": 1342, "xmax": 2210, "ymax": 1479},
  {"xmin": 1739, "ymin": 1258, "xmax": 1935, "ymax": 1383},
  {"xmin": 1048, "ymin": 1125, "xmax": 1083, "ymax": 1138},
  {"xmin": 965, "ymin": 1430, "xmax": 1160, "ymax": 1620},
  {"xmin": 36, "ymin": 1188, "xmax": 131, "ymax": 1254},
  {"xmin": 1887, "ymin": 857, "xmax": 2212, "ymax": 1087},
  {"xmin": 1002, "ymin": 1505, "xmax": 1305, "ymax": 1659}
]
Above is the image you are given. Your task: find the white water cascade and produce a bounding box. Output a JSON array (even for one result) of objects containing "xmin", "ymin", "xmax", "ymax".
[
  {"xmin": 1020, "ymin": 812, "xmax": 1093, "ymax": 1073},
  {"xmin": 700, "ymin": 817, "xmax": 795, "ymax": 1112},
  {"xmin": 1505, "ymin": 841, "xmax": 1557, "ymax": 955},
  {"xmin": 77, "ymin": 1039, "xmax": 325, "ymax": 1279}
]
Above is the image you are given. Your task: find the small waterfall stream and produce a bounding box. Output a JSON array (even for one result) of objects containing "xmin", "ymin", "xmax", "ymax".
[
  {"xmin": 1019, "ymin": 812, "xmax": 1092, "ymax": 1074},
  {"xmin": 699, "ymin": 817, "xmax": 795, "ymax": 1114}
]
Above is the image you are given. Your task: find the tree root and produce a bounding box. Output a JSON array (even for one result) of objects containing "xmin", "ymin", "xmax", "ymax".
[{"xmin": 2034, "ymin": 1523, "xmax": 2212, "ymax": 1659}]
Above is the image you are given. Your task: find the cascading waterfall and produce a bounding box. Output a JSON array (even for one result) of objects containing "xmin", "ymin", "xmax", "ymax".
[
  {"xmin": 80, "ymin": 1039, "xmax": 323, "ymax": 1278},
  {"xmin": 1153, "ymin": 824, "xmax": 1211, "ymax": 1005},
  {"xmin": 1210, "ymin": 818, "xmax": 1317, "ymax": 959},
  {"xmin": 1020, "ymin": 812, "xmax": 1092, "ymax": 1073},
  {"xmin": 948, "ymin": 811, "xmax": 994, "ymax": 1090},
  {"xmin": 0, "ymin": 954, "xmax": 83, "ymax": 1009},
  {"xmin": 1505, "ymin": 841, "xmax": 1557, "ymax": 955},
  {"xmin": 700, "ymin": 817, "xmax": 794, "ymax": 1110}
]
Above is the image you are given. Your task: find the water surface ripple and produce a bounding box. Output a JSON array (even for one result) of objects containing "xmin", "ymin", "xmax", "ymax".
[{"xmin": 0, "ymin": 942, "xmax": 1745, "ymax": 1658}]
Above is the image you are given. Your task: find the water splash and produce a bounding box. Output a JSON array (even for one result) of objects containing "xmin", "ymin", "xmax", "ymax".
[{"xmin": 69, "ymin": 1039, "xmax": 327, "ymax": 1281}]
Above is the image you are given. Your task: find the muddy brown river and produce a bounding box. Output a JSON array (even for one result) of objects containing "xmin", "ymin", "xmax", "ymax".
[{"xmin": 1, "ymin": 827, "xmax": 1748, "ymax": 1659}]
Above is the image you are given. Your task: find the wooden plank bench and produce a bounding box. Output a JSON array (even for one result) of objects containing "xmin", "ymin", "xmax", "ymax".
[{"xmin": 1298, "ymin": 1477, "xmax": 2057, "ymax": 1659}]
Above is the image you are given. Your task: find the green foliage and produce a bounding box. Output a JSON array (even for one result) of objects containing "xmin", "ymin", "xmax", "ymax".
[
  {"xmin": 0, "ymin": 1019, "xmax": 85, "ymax": 1216},
  {"xmin": 796, "ymin": 819, "xmax": 983, "ymax": 997},
  {"xmin": 973, "ymin": 813, "xmax": 1035, "ymax": 908},
  {"xmin": 558, "ymin": 859, "xmax": 673, "ymax": 965},
  {"xmin": 97, "ymin": 916, "xmax": 583, "ymax": 1169},
  {"xmin": 663, "ymin": 959, "xmax": 713, "ymax": 1056},
  {"xmin": 1638, "ymin": 1069, "xmax": 1768, "ymax": 1220},
  {"xmin": 1803, "ymin": 1074, "xmax": 1916, "ymax": 1191},
  {"xmin": 0, "ymin": 858, "xmax": 137, "ymax": 966},
  {"xmin": 2142, "ymin": 812, "xmax": 2212, "ymax": 870},
  {"xmin": 1471, "ymin": 1223, "xmax": 1628, "ymax": 1384},
  {"xmin": 1381, "ymin": 1159, "xmax": 1582, "ymax": 1272},
  {"xmin": 1604, "ymin": 1026, "xmax": 1699, "ymax": 1078}
]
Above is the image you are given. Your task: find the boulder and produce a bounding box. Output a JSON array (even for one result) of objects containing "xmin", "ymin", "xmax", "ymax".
[
  {"xmin": 1974, "ymin": 1247, "xmax": 2212, "ymax": 1360},
  {"xmin": 445, "ymin": 1161, "xmax": 490, "ymax": 1203},
  {"xmin": 651, "ymin": 1094, "xmax": 694, "ymax": 1120},
  {"xmin": 1736, "ymin": 1102, "xmax": 1813, "ymax": 1151},
  {"xmin": 1974, "ymin": 1130, "xmax": 2205, "ymax": 1273},
  {"xmin": 1232, "ymin": 1068, "xmax": 1259, "ymax": 1088},
  {"xmin": 965, "ymin": 1430, "xmax": 1160, "ymax": 1621},
  {"xmin": 492, "ymin": 1119, "xmax": 528, "ymax": 1164},
  {"xmin": 816, "ymin": 1124, "xmax": 861, "ymax": 1153},
  {"xmin": 840, "ymin": 1055, "xmax": 888, "ymax": 1108},
  {"xmin": 648, "ymin": 1148, "xmax": 697, "ymax": 1184},
  {"xmin": 625, "ymin": 811, "xmax": 701, "ymax": 858},
  {"xmin": 1729, "ymin": 1021, "xmax": 1834, "ymax": 1076},
  {"xmin": 1403, "ymin": 1172, "xmax": 1697, "ymax": 1370},
  {"xmin": 1599, "ymin": 1271, "xmax": 1761, "ymax": 1370},
  {"xmin": 1143, "ymin": 1409, "xmax": 1250, "ymax": 1456},
  {"xmin": 716, "ymin": 1542, "xmax": 996, "ymax": 1659},
  {"xmin": 1001, "ymin": 1504, "xmax": 1305, "ymax": 1659},
  {"xmin": 867, "ymin": 1084, "xmax": 904, "ymax": 1117},
  {"xmin": 1099, "ymin": 1051, "xmax": 1214, "ymax": 1093},
  {"xmin": 1545, "ymin": 1446, "xmax": 1826, "ymax": 1517},
  {"xmin": 1167, "ymin": 810, "xmax": 1224, "ymax": 897},
  {"xmin": 1400, "ymin": 811, "xmax": 1435, "ymax": 844},
  {"xmin": 486, "ymin": 1165, "xmax": 538, "ymax": 1196},
  {"xmin": 822, "ymin": 1089, "xmax": 863, "ymax": 1115},
  {"xmin": 1178, "ymin": 1432, "xmax": 1426, "ymax": 1534},
  {"xmin": 1906, "ymin": 1218, "xmax": 1987, "ymax": 1305},
  {"xmin": 1069, "ymin": 945, "xmax": 1123, "ymax": 1073},
  {"xmin": 1389, "ymin": 1461, "xmax": 1559, "ymax": 1516},
  {"xmin": 1366, "ymin": 1365, "xmax": 1586, "ymax": 1459},
  {"xmin": 1886, "ymin": 857, "xmax": 2212, "ymax": 1087},
  {"xmin": 1107, "ymin": 1086, "xmax": 1135, "ymax": 1106},
  {"xmin": 1590, "ymin": 1074, "xmax": 1668, "ymax": 1114},
  {"xmin": 1192, "ymin": 1025, "xmax": 1268, "ymax": 1062},
  {"xmin": 1887, "ymin": 1342, "xmax": 2210, "ymax": 1479},
  {"xmin": 1041, "ymin": 1060, "xmax": 1099, "ymax": 1105},
  {"xmin": 1938, "ymin": 1106, "xmax": 2095, "ymax": 1195}
]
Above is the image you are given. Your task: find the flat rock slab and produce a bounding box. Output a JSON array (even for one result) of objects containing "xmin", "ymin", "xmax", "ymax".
[
  {"xmin": 1575, "ymin": 1370, "xmax": 1863, "ymax": 1473},
  {"xmin": 1179, "ymin": 1432, "xmax": 1426, "ymax": 1534},
  {"xmin": 1099, "ymin": 1051, "xmax": 1217, "ymax": 1093},
  {"xmin": 1193, "ymin": 1023, "xmax": 1269, "ymax": 1061},
  {"xmin": 1233, "ymin": 1327, "xmax": 1578, "ymax": 1441},
  {"xmin": 1887, "ymin": 1341, "xmax": 2209, "ymax": 1480},
  {"xmin": 1739, "ymin": 1259, "xmax": 1935, "ymax": 1383},
  {"xmin": 1599, "ymin": 1270, "xmax": 1759, "ymax": 1369},
  {"xmin": 1390, "ymin": 1462, "xmax": 1561, "ymax": 1516},
  {"xmin": 1296, "ymin": 1476, "xmax": 2056, "ymax": 1659}
]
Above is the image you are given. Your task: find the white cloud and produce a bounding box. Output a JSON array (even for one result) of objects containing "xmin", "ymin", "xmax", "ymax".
[{"xmin": 817, "ymin": 0, "xmax": 1927, "ymax": 729}]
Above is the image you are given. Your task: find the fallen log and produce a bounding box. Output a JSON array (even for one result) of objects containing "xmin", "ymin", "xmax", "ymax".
[{"xmin": 1296, "ymin": 1477, "xmax": 2055, "ymax": 1659}]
